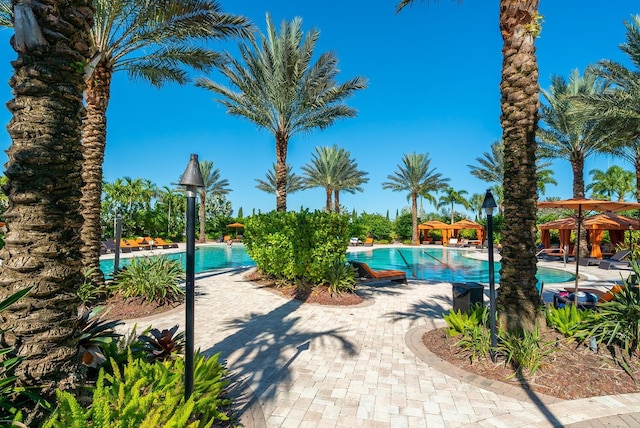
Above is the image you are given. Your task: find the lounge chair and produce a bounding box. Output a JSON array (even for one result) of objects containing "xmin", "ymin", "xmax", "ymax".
[
  {"xmin": 561, "ymin": 285, "xmax": 625, "ymax": 304},
  {"xmin": 119, "ymin": 239, "xmax": 134, "ymax": 253},
  {"xmin": 598, "ymin": 250, "xmax": 632, "ymax": 270},
  {"xmin": 102, "ymin": 239, "xmax": 117, "ymax": 253},
  {"xmin": 349, "ymin": 237, "xmax": 363, "ymax": 246},
  {"xmin": 448, "ymin": 238, "xmax": 458, "ymax": 247},
  {"xmin": 348, "ymin": 260, "xmax": 407, "ymax": 284},
  {"xmin": 580, "ymin": 249, "xmax": 631, "ymax": 267},
  {"xmin": 363, "ymin": 237, "xmax": 374, "ymax": 246},
  {"xmin": 153, "ymin": 237, "xmax": 178, "ymax": 249}
]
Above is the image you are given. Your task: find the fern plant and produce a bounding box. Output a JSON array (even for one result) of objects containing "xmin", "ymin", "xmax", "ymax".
[
  {"xmin": 545, "ymin": 304, "xmax": 591, "ymax": 337},
  {"xmin": 43, "ymin": 352, "xmax": 231, "ymax": 428}
]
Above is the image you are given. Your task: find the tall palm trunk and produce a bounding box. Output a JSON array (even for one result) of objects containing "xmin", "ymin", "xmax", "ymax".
[
  {"xmin": 324, "ymin": 187, "xmax": 332, "ymax": 212},
  {"xmin": 571, "ymin": 156, "xmax": 589, "ymax": 257},
  {"xmin": 275, "ymin": 132, "xmax": 288, "ymax": 212},
  {"xmin": 497, "ymin": 0, "xmax": 541, "ymax": 332},
  {"xmin": 1, "ymin": 0, "xmax": 93, "ymax": 422},
  {"xmin": 81, "ymin": 61, "xmax": 113, "ymax": 285},
  {"xmin": 334, "ymin": 189, "xmax": 340, "ymax": 213},
  {"xmin": 411, "ymin": 192, "xmax": 418, "ymax": 245},
  {"xmin": 635, "ymin": 153, "xmax": 640, "ymax": 202}
]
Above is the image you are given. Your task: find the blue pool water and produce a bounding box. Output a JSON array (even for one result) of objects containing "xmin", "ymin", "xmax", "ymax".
[
  {"xmin": 347, "ymin": 247, "xmax": 574, "ymax": 284},
  {"xmin": 99, "ymin": 245, "xmax": 255, "ymax": 277},
  {"xmin": 100, "ymin": 245, "xmax": 574, "ymax": 284}
]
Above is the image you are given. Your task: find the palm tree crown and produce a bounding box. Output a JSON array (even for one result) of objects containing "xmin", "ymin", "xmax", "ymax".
[
  {"xmin": 255, "ymin": 163, "xmax": 305, "ymax": 195},
  {"xmin": 196, "ymin": 13, "xmax": 367, "ymax": 211},
  {"xmin": 437, "ymin": 187, "xmax": 470, "ymax": 224},
  {"xmin": 537, "ymin": 68, "xmax": 611, "ymax": 198},
  {"xmin": 302, "ymin": 145, "xmax": 369, "ymax": 213},
  {"xmin": 382, "ymin": 152, "xmax": 449, "ymax": 245}
]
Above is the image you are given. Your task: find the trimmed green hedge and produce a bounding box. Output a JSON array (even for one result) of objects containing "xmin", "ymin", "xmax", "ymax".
[{"xmin": 244, "ymin": 210, "xmax": 350, "ymax": 284}]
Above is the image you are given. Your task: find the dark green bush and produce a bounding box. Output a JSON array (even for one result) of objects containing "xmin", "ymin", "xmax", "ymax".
[{"xmin": 244, "ymin": 210, "xmax": 350, "ymax": 284}]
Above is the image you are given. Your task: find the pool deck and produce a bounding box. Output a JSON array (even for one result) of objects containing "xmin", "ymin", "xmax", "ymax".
[{"xmin": 115, "ymin": 243, "xmax": 640, "ymax": 427}]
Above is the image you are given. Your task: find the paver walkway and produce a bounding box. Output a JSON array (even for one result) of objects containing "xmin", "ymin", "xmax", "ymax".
[{"xmin": 119, "ymin": 247, "xmax": 640, "ymax": 427}]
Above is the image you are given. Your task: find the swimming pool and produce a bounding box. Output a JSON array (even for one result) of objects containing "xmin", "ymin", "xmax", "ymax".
[
  {"xmin": 99, "ymin": 245, "xmax": 255, "ymax": 277},
  {"xmin": 347, "ymin": 247, "xmax": 574, "ymax": 284},
  {"xmin": 100, "ymin": 245, "xmax": 574, "ymax": 284}
]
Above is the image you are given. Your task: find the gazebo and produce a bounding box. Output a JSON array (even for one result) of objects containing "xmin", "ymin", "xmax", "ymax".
[
  {"xmin": 449, "ymin": 219, "xmax": 485, "ymax": 244},
  {"xmin": 418, "ymin": 220, "xmax": 453, "ymax": 244},
  {"xmin": 538, "ymin": 213, "xmax": 638, "ymax": 259}
]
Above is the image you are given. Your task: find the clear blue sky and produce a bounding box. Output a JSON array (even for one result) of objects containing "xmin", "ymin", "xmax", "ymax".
[{"xmin": 0, "ymin": 1, "xmax": 638, "ymax": 217}]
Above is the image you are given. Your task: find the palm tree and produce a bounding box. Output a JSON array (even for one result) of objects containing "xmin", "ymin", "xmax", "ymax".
[
  {"xmin": 79, "ymin": 0, "xmax": 251, "ymax": 284},
  {"xmin": 0, "ymin": 1, "xmax": 93, "ymax": 422},
  {"xmin": 196, "ymin": 14, "xmax": 367, "ymax": 212},
  {"xmin": 382, "ymin": 152, "xmax": 448, "ymax": 245},
  {"xmin": 582, "ymin": 17, "xmax": 640, "ymax": 201},
  {"xmin": 468, "ymin": 140, "xmax": 556, "ymax": 196},
  {"xmin": 157, "ymin": 186, "xmax": 185, "ymax": 236},
  {"xmin": 438, "ymin": 187, "xmax": 470, "ymax": 224},
  {"xmin": 586, "ymin": 165, "xmax": 635, "ymax": 201},
  {"xmin": 469, "ymin": 193, "xmax": 485, "ymax": 221},
  {"xmin": 538, "ymin": 68, "xmax": 611, "ymax": 197},
  {"xmin": 197, "ymin": 160, "xmax": 231, "ymax": 242},
  {"xmin": 397, "ymin": 0, "xmax": 543, "ymax": 329},
  {"xmin": 332, "ymin": 153, "xmax": 369, "ymax": 214},
  {"xmin": 302, "ymin": 145, "xmax": 369, "ymax": 212},
  {"xmin": 255, "ymin": 163, "xmax": 305, "ymax": 196}
]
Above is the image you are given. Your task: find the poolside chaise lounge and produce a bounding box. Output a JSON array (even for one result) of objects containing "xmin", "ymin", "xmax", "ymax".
[
  {"xmin": 363, "ymin": 237, "xmax": 374, "ymax": 246},
  {"xmin": 152, "ymin": 237, "xmax": 178, "ymax": 249},
  {"xmin": 348, "ymin": 260, "xmax": 407, "ymax": 284},
  {"xmin": 579, "ymin": 250, "xmax": 631, "ymax": 268}
]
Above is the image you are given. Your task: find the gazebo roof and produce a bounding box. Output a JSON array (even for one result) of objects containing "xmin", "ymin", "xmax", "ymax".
[
  {"xmin": 539, "ymin": 212, "xmax": 639, "ymax": 231},
  {"xmin": 450, "ymin": 219, "xmax": 484, "ymax": 230}
]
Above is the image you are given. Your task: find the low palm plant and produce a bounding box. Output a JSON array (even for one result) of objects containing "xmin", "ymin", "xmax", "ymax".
[
  {"xmin": 325, "ymin": 259, "xmax": 357, "ymax": 296},
  {"xmin": 112, "ymin": 256, "xmax": 185, "ymax": 303},
  {"xmin": 498, "ymin": 323, "xmax": 556, "ymax": 377}
]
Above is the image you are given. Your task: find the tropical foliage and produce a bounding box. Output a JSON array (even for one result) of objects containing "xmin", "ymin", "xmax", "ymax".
[
  {"xmin": 196, "ymin": 14, "xmax": 367, "ymax": 211},
  {"xmin": 112, "ymin": 256, "xmax": 185, "ymax": 304},
  {"xmin": 586, "ymin": 165, "xmax": 635, "ymax": 201},
  {"xmin": 196, "ymin": 160, "xmax": 231, "ymax": 242},
  {"xmin": 244, "ymin": 210, "xmax": 350, "ymax": 287},
  {"xmin": 43, "ymin": 352, "xmax": 231, "ymax": 428}
]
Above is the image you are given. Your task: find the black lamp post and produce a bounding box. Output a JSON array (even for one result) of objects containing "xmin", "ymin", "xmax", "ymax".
[
  {"xmin": 178, "ymin": 154, "xmax": 204, "ymax": 400},
  {"xmin": 629, "ymin": 224, "xmax": 634, "ymax": 254},
  {"xmin": 482, "ymin": 189, "xmax": 498, "ymax": 362}
]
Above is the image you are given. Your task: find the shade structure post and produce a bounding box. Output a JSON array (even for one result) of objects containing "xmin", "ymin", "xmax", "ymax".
[
  {"xmin": 573, "ymin": 205, "xmax": 582, "ymax": 306},
  {"xmin": 179, "ymin": 154, "xmax": 204, "ymax": 401},
  {"xmin": 114, "ymin": 213, "xmax": 122, "ymax": 273},
  {"xmin": 482, "ymin": 189, "xmax": 498, "ymax": 362}
]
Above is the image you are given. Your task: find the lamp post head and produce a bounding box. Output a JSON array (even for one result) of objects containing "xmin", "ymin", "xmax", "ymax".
[
  {"xmin": 482, "ymin": 189, "xmax": 498, "ymax": 216},
  {"xmin": 179, "ymin": 154, "xmax": 205, "ymax": 189}
]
